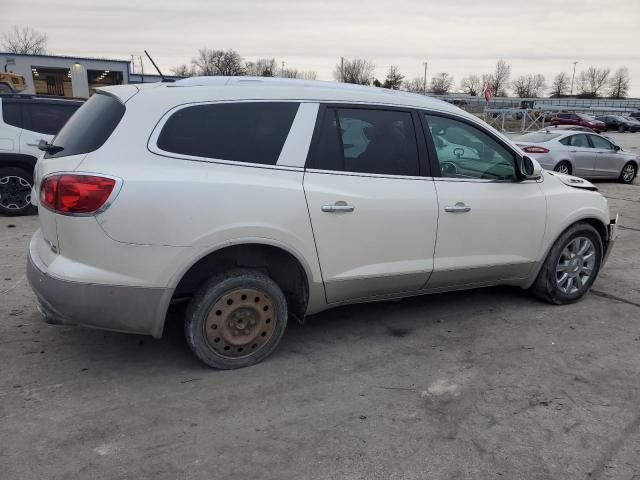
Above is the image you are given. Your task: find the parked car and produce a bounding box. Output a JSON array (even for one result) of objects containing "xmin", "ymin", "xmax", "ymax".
[
  {"xmin": 595, "ymin": 115, "xmax": 640, "ymax": 132},
  {"xmin": 0, "ymin": 94, "xmax": 82, "ymax": 215},
  {"xmin": 629, "ymin": 112, "xmax": 640, "ymax": 120},
  {"xmin": 538, "ymin": 125, "xmax": 596, "ymax": 133},
  {"xmin": 515, "ymin": 130, "xmax": 638, "ymax": 183},
  {"xmin": 622, "ymin": 116, "xmax": 640, "ymax": 129},
  {"xmin": 28, "ymin": 78, "xmax": 618, "ymax": 369},
  {"xmin": 546, "ymin": 112, "xmax": 606, "ymax": 132}
]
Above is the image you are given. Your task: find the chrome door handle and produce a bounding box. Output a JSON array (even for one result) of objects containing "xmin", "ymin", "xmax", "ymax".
[
  {"xmin": 321, "ymin": 201, "xmax": 354, "ymax": 213},
  {"xmin": 444, "ymin": 202, "xmax": 471, "ymax": 213}
]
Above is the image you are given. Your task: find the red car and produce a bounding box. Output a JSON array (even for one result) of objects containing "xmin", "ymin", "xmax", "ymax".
[{"xmin": 546, "ymin": 112, "xmax": 606, "ymax": 132}]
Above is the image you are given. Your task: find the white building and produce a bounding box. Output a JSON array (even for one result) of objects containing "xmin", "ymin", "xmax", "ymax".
[{"xmin": 0, "ymin": 53, "xmax": 182, "ymax": 98}]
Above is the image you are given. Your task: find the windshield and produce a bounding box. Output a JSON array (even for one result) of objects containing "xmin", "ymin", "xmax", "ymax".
[
  {"xmin": 518, "ymin": 132, "xmax": 561, "ymax": 143},
  {"xmin": 577, "ymin": 114, "xmax": 596, "ymax": 121}
]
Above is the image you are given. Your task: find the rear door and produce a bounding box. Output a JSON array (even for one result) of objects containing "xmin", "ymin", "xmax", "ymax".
[
  {"xmin": 0, "ymin": 99, "xmax": 23, "ymax": 153},
  {"xmin": 563, "ymin": 134, "xmax": 595, "ymax": 177},
  {"xmin": 303, "ymin": 105, "xmax": 438, "ymax": 303},
  {"xmin": 589, "ymin": 134, "xmax": 622, "ymax": 177}
]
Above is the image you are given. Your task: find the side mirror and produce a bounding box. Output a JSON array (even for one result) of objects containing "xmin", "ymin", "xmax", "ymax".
[
  {"xmin": 614, "ymin": 144, "xmax": 621, "ymax": 152},
  {"xmin": 517, "ymin": 155, "xmax": 542, "ymax": 180}
]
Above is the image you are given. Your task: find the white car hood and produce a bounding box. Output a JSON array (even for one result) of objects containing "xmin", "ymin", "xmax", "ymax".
[{"xmin": 547, "ymin": 171, "xmax": 598, "ymax": 191}]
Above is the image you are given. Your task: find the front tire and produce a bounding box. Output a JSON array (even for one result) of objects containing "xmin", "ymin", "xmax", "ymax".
[
  {"xmin": 184, "ymin": 269, "xmax": 288, "ymax": 369},
  {"xmin": 619, "ymin": 162, "xmax": 637, "ymax": 184},
  {"xmin": 0, "ymin": 167, "xmax": 36, "ymax": 216},
  {"xmin": 554, "ymin": 161, "xmax": 572, "ymax": 175},
  {"xmin": 530, "ymin": 223, "xmax": 603, "ymax": 305}
]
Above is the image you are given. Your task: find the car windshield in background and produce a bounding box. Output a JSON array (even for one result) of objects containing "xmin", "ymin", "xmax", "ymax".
[
  {"xmin": 45, "ymin": 92, "xmax": 125, "ymax": 159},
  {"xmin": 578, "ymin": 114, "xmax": 596, "ymax": 121},
  {"xmin": 518, "ymin": 132, "xmax": 561, "ymax": 143}
]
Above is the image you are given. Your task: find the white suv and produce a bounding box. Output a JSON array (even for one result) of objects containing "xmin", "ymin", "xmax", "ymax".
[
  {"xmin": 27, "ymin": 78, "xmax": 618, "ymax": 369},
  {"xmin": 0, "ymin": 94, "xmax": 82, "ymax": 215}
]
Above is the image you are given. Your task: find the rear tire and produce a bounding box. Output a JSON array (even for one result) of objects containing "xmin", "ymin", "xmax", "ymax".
[
  {"xmin": 0, "ymin": 167, "xmax": 36, "ymax": 216},
  {"xmin": 554, "ymin": 161, "xmax": 572, "ymax": 175},
  {"xmin": 184, "ymin": 269, "xmax": 288, "ymax": 369},
  {"xmin": 619, "ymin": 162, "xmax": 637, "ymax": 184},
  {"xmin": 530, "ymin": 223, "xmax": 602, "ymax": 305}
]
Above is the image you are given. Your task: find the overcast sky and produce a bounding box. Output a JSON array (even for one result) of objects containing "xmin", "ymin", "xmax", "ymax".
[{"xmin": 2, "ymin": 0, "xmax": 639, "ymax": 96}]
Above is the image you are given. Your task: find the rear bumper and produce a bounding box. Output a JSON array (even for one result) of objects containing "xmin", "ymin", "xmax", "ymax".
[{"xmin": 27, "ymin": 240, "xmax": 172, "ymax": 338}]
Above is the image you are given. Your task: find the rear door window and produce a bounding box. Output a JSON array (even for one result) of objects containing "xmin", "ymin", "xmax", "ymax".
[
  {"xmin": 568, "ymin": 134, "xmax": 591, "ymax": 148},
  {"xmin": 156, "ymin": 102, "xmax": 300, "ymax": 165},
  {"xmin": 1, "ymin": 101, "xmax": 23, "ymax": 128},
  {"xmin": 24, "ymin": 102, "xmax": 79, "ymax": 135},
  {"xmin": 45, "ymin": 93, "xmax": 125, "ymax": 158},
  {"xmin": 306, "ymin": 107, "xmax": 420, "ymax": 176}
]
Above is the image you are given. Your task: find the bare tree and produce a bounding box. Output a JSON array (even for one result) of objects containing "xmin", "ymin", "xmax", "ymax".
[
  {"xmin": 333, "ymin": 58, "xmax": 375, "ymax": 85},
  {"xmin": 245, "ymin": 58, "xmax": 278, "ymax": 77},
  {"xmin": 511, "ymin": 74, "xmax": 545, "ymax": 98},
  {"xmin": 171, "ymin": 64, "xmax": 195, "ymax": 77},
  {"xmin": 301, "ymin": 70, "xmax": 318, "ymax": 81},
  {"xmin": 191, "ymin": 48, "xmax": 245, "ymax": 76},
  {"xmin": 383, "ymin": 65, "xmax": 404, "ymax": 90},
  {"xmin": 2, "ymin": 26, "xmax": 47, "ymax": 54},
  {"xmin": 488, "ymin": 59, "xmax": 511, "ymax": 96},
  {"xmin": 429, "ymin": 72, "xmax": 454, "ymax": 95},
  {"xmin": 403, "ymin": 76, "xmax": 425, "ymax": 93},
  {"xmin": 576, "ymin": 66, "xmax": 610, "ymax": 97},
  {"xmin": 550, "ymin": 72, "xmax": 570, "ymax": 97},
  {"xmin": 608, "ymin": 67, "xmax": 630, "ymax": 99},
  {"xmin": 460, "ymin": 75, "xmax": 482, "ymax": 96}
]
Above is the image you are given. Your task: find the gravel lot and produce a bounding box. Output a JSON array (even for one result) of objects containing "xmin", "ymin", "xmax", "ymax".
[{"xmin": 1, "ymin": 133, "xmax": 639, "ymax": 479}]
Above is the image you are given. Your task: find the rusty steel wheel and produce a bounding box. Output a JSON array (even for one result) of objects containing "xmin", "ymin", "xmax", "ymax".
[
  {"xmin": 185, "ymin": 270, "xmax": 288, "ymax": 369},
  {"xmin": 204, "ymin": 288, "xmax": 276, "ymax": 358}
]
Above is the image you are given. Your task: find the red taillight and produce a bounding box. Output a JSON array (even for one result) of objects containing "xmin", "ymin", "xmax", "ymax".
[
  {"xmin": 40, "ymin": 174, "xmax": 117, "ymax": 214},
  {"xmin": 522, "ymin": 146, "xmax": 550, "ymax": 154}
]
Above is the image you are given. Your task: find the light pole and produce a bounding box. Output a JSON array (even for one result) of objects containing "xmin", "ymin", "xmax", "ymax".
[
  {"xmin": 423, "ymin": 61, "xmax": 428, "ymax": 94},
  {"xmin": 570, "ymin": 61, "xmax": 578, "ymax": 96}
]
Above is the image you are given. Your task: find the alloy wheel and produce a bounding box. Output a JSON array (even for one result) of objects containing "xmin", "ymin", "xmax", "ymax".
[
  {"xmin": 0, "ymin": 175, "xmax": 32, "ymax": 211},
  {"xmin": 622, "ymin": 164, "xmax": 636, "ymax": 183},
  {"xmin": 555, "ymin": 236, "xmax": 596, "ymax": 294},
  {"xmin": 555, "ymin": 163, "xmax": 570, "ymax": 175}
]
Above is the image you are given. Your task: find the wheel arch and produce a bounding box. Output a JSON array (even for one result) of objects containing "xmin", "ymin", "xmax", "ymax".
[
  {"xmin": 0, "ymin": 153, "xmax": 38, "ymax": 172},
  {"xmin": 523, "ymin": 216, "xmax": 609, "ymax": 290},
  {"xmin": 165, "ymin": 240, "xmax": 313, "ymax": 334}
]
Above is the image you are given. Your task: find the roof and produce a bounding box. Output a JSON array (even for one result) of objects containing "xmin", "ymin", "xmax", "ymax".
[
  {"xmin": 0, "ymin": 51, "xmax": 129, "ymax": 65},
  {"xmin": 156, "ymin": 76, "xmax": 461, "ymax": 113}
]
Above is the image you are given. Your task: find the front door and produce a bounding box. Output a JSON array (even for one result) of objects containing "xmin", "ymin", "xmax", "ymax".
[
  {"xmin": 303, "ymin": 105, "xmax": 438, "ymax": 303},
  {"xmin": 588, "ymin": 134, "xmax": 620, "ymax": 178},
  {"xmin": 420, "ymin": 112, "xmax": 546, "ymax": 289}
]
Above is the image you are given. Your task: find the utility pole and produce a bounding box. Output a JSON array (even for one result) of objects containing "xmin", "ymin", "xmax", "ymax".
[
  {"xmin": 570, "ymin": 61, "xmax": 578, "ymax": 96},
  {"xmin": 423, "ymin": 61, "xmax": 428, "ymax": 94},
  {"xmin": 341, "ymin": 57, "xmax": 344, "ymax": 83}
]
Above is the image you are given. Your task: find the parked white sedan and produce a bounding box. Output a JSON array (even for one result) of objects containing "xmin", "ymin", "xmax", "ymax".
[{"xmin": 515, "ymin": 130, "xmax": 638, "ymax": 183}]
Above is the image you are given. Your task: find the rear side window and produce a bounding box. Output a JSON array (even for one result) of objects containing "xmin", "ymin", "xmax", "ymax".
[
  {"xmin": 306, "ymin": 107, "xmax": 420, "ymax": 176},
  {"xmin": 1, "ymin": 101, "xmax": 23, "ymax": 128},
  {"xmin": 156, "ymin": 102, "xmax": 300, "ymax": 165},
  {"xmin": 46, "ymin": 93, "xmax": 125, "ymax": 158},
  {"xmin": 24, "ymin": 102, "xmax": 79, "ymax": 135}
]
